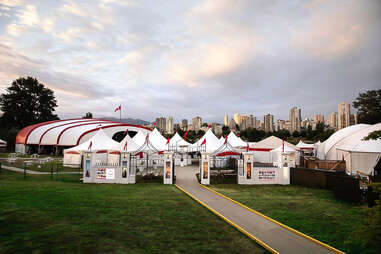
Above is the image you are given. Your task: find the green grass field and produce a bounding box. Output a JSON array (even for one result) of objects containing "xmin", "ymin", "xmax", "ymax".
[
  {"xmin": 0, "ymin": 170, "xmax": 266, "ymax": 254},
  {"xmin": 211, "ymin": 184, "xmax": 376, "ymax": 254},
  {"xmin": 1, "ymin": 158, "xmax": 80, "ymax": 173}
]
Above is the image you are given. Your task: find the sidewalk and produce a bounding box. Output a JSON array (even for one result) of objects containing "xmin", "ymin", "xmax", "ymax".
[{"xmin": 175, "ymin": 166, "xmax": 338, "ymax": 254}]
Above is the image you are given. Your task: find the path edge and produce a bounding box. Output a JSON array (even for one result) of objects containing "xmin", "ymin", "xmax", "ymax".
[
  {"xmin": 174, "ymin": 184, "xmax": 279, "ymax": 254},
  {"xmin": 199, "ymin": 183, "xmax": 345, "ymax": 254}
]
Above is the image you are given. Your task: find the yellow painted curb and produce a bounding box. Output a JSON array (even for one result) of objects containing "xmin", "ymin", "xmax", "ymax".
[
  {"xmin": 174, "ymin": 184, "xmax": 279, "ymax": 254},
  {"xmin": 199, "ymin": 184, "xmax": 345, "ymax": 254}
]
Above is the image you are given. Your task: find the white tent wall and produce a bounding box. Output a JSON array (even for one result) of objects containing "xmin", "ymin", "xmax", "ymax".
[
  {"xmin": 63, "ymin": 152, "xmax": 81, "ymax": 166},
  {"xmin": 337, "ymin": 149, "xmax": 380, "ymax": 175},
  {"xmin": 253, "ymin": 151, "xmax": 271, "ymax": 163},
  {"xmin": 107, "ymin": 153, "xmax": 120, "ymax": 165}
]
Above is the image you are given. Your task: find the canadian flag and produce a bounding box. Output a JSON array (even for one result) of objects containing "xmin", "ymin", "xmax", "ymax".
[
  {"xmin": 166, "ymin": 137, "xmax": 170, "ymax": 145},
  {"xmin": 114, "ymin": 105, "xmax": 121, "ymax": 112},
  {"xmin": 88, "ymin": 141, "xmax": 92, "ymax": 150},
  {"xmin": 123, "ymin": 141, "xmax": 128, "ymax": 151},
  {"xmin": 201, "ymin": 138, "xmax": 206, "ymax": 146}
]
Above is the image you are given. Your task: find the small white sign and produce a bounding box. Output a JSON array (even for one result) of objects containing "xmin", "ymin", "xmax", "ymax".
[{"xmin": 106, "ymin": 168, "xmax": 115, "ymax": 179}]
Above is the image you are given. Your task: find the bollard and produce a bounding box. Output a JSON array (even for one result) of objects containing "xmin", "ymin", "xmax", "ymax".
[
  {"xmin": 24, "ymin": 162, "xmax": 26, "ymax": 180},
  {"xmin": 50, "ymin": 163, "xmax": 53, "ymax": 179}
]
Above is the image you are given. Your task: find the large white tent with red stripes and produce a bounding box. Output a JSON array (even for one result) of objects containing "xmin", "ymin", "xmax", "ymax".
[{"xmin": 15, "ymin": 118, "xmax": 151, "ymax": 155}]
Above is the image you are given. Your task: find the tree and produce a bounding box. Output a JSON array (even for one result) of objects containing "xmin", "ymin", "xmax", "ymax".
[
  {"xmin": 353, "ymin": 89, "xmax": 381, "ymax": 124},
  {"xmin": 0, "ymin": 77, "xmax": 59, "ymax": 129},
  {"xmin": 83, "ymin": 112, "xmax": 93, "ymax": 119},
  {"xmin": 363, "ymin": 130, "xmax": 381, "ymax": 141}
]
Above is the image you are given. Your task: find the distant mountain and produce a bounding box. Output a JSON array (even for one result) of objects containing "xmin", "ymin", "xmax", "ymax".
[{"xmin": 103, "ymin": 117, "xmax": 150, "ymax": 126}]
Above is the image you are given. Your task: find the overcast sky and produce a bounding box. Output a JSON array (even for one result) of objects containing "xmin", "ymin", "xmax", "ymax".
[{"xmin": 0, "ymin": 0, "xmax": 380, "ymax": 123}]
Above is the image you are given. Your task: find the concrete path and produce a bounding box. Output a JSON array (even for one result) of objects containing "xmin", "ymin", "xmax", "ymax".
[
  {"xmin": 175, "ymin": 166, "xmax": 338, "ymax": 254},
  {"xmin": 2, "ymin": 165, "xmax": 81, "ymax": 175}
]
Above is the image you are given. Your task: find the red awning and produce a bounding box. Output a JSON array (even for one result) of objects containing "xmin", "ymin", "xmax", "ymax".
[{"xmin": 216, "ymin": 151, "xmax": 240, "ymax": 157}]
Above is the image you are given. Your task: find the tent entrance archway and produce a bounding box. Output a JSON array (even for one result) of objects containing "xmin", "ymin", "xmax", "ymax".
[{"xmin": 130, "ymin": 151, "xmax": 165, "ymax": 178}]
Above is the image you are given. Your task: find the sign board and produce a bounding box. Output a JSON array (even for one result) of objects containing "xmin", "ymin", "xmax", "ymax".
[{"xmin": 106, "ymin": 168, "xmax": 115, "ymax": 180}]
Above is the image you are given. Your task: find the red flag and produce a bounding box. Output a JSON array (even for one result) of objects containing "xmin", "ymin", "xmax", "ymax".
[
  {"xmin": 184, "ymin": 130, "xmax": 188, "ymax": 140},
  {"xmin": 153, "ymin": 122, "xmax": 157, "ymax": 126},
  {"xmin": 114, "ymin": 105, "xmax": 121, "ymax": 112},
  {"xmin": 246, "ymin": 143, "xmax": 249, "ymax": 152},
  {"xmin": 201, "ymin": 138, "xmax": 206, "ymax": 146},
  {"xmin": 208, "ymin": 124, "xmax": 210, "ymax": 129},
  {"xmin": 224, "ymin": 135, "xmax": 228, "ymax": 144},
  {"xmin": 124, "ymin": 129, "xmax": 129, "ymax": 135},
  {"xmin": 123, "ymin": 141, "xmax": 128, "ymax": 151},
  {"xmin": 88, "ymin": 141, "xmax": 92, "ymax": 150},
  {"xmin": 139, "ymin": 152, "xmax": 143, "ymax": 159},
  {"xmin": 237, "ymin": 133, "xmax": 240, "ymax": 137},
  {"xmin": 146, "ymin": 134, "xmax": 149, "ymax": 140},
  {"xmin": 166, "ymin": 137, "xmax": 170, "ymax": 145}
]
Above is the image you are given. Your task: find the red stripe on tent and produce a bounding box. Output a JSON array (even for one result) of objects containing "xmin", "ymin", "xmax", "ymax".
[
  {"xmin": 76, "ymin": 124, "xmax": 152, "ymax": 146},
  {"xmin": 38, "ymin": 119, "xmax": 109, "ymax": 144},
  {"xmin": 216, "ymin": 151, "xmax": 241, "ymax": 157},
  {"xmin": 66, "ymin": 151, "xmax": 80, "ymax": 154},
  {"xmin": 249, "ymin": 148, "xmax": 273, "ymax": 152},
  {"xmin": 158, "ymin": 151, "xmax": 164, "ymax": 155},
  {"xmin": 96, "ymin": 150, "xmax": 108, "ymax": 154},
  {"xmin": 109, "ymin": 151, "xmax": 120, "ymax": 155}
]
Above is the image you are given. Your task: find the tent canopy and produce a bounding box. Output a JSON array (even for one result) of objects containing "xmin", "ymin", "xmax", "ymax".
[
  {"xmin": 169, "ymin": 132, "xmax": 191, "ymax": 147},
  {"xmin": 109, "ymin": 134, "xmax": 140, "ymax": 153},
  {"xmin": 191, "ymin": 128, "xmax": 223, "ymax": 153},
  {"xmin": 227, "ymin": 132, "xmax": 247, "ymax": 147},
  {"xmin": 65, "ymin": 128, "xmax": 119, "ymax": 153},
  {"xmin": 271, "ymin": 144, "xmax": 297, "ymax": 154},
  {"xmin": 296, "ymin": 140, "xmax": 315, "ymax": 149},
  {"xmin": 252, "ymin": 136, "xmax": 298, "ymax": 150}
]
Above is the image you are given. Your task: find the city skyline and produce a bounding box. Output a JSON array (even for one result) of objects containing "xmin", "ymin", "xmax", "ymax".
[{"xmin": 0, "ymin": 0, "xmax": 380, "ymax": 122}]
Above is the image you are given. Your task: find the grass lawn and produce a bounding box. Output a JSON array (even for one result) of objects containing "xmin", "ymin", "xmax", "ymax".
[
  {"xmin": 1, "ymin": 159, "xmax": 79, "ymax": 173},
  {"xmin": 0, "ymin": 170, "xmax": 266, "ymax": 254},
  {"xmin": 210, "ymin": 184, "xmax": 376, "ymax": 254}
]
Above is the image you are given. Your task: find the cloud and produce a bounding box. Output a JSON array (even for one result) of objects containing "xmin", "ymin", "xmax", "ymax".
[
  {"xmin": 59, "ymin": 1, "xmax": 87, "ymax": 17},
  {"xmin": 16, "ymin": 4, "xmax": 39, "ymax": 26}
]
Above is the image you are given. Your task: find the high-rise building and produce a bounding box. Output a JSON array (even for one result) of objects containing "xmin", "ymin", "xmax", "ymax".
[
  {"xmin": 277, "ymin": 120, "xmax": 285, "ymax": 130},
  {"xmin": 239, "ymin": 115, "xmax": 248, "ymax": 130},
  {"xmin": 289, "ymin": 107, "xmax": 301, "ymax": 133},
  {"xmin": 233, "ymin": 113, "xmax": 240, "ymax": 125},
  {"xmin": 155, "ymin": 117, "xmax": 166, "ymax": 132},
  {"xmin": 329, "ymin": 112, "xmax": 337, "ymax": 129},
  {"xmin": 256, "ymin": 119, "xmax": 261, "ymax": 130},
  {"xmin": 264, "ymin": 114, "xmax": 274, "ymax": 133},
  {"xmin": 350, "ymin": 114, "xmax": 358, "ymax": 125},
  {"xmin": 228, "ymin": 119, "xmax": 237, "ymax": 131},
  {"xmin": 314, "ymin": 114, "xmax": 325, "ymax": 124},
  {"xmin": 338, "ymin": 102, "xmax": 350, "ymax": 130},
  {"xmin": 224, "ymin": 114, "xmax": 229, "ymax": 126},
  {"xmin": 181, "ymin": 119, "xmax": 188, "ymax": 131},
  {"xmin": 166, "ymin": 116, "xmax": 174, "ymax": 134},
  {"xmin": 192, "ymin": 116, "xmax": 202, "ymax": 132},
  {"xmin": 247, "ymin": 115, "xmax": 256, "ymax": 129}
]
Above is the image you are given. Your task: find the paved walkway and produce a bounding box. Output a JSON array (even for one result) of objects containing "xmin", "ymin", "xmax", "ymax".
[
  {"xmin": 2, "ymin": 165, "xmax": 80, "ymax": 175},
  {"xmin": 175, "ymin": 166, "xmax": 337, "ymax": 254}
]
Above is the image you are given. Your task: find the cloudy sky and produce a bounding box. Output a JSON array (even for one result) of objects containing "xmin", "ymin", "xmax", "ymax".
[{"xmin": 0, "ymin": 0, "xmax": 380, "ymax": 123}]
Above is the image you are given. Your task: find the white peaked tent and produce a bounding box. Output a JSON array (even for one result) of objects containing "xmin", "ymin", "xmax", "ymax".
[
  {"xmin": 219, "ymin": 136, "xmax": 224, "ymax": 142},
  {"xmin": 63, "ymin": 128, "xmax": 119, "ymax": 165},
  {"xmin": 191, "ymin": 128, "xmax": 224, "ymax": 153},
  {"xmin": 107, "ymin": 134, "xmax": 141, "ymax": 164},
  {"xmin": 296, "ymin": 140, "xmax": 315, "ymax": 149},
  {"xmin": 147, "ymin": 128, "xmax": 168, "ymax": 151},
  {"xmin": 251, "ymin": 136, "xmax": 299, "ymax": 164},
  {"xmin": 169, "ymin": 132, "xmax": 191, "ymax": 147},
  {"xmin": 227, "ymin": 132, "xmax": 247, "ymax": 148},
  {"xmin": 132, "ymin": 130, "xmax": 148, "ymax": 147}
]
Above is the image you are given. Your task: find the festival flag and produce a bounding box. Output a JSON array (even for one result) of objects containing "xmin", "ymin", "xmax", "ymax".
[
  {"xmin": 184, "ymin": 130, "xmax": 188, "ymax": 140},
  {"xmin": 124, "ymin": 129, "xmax": 129, "ymax": 135},
  {"xmin": 88, "ymin": 141, "xmax": 92, "ymax": 151},
  {"xmin": 208, "ymin": 124, "xmax": 210, "ymax": 129},
  {"xmin": 166, "ymin": 137, "xmax": 170, "ymax": 145},
  {"xmin": 123, "ymin": 141, "xmax": 128, "ymax": 151},
  {"xmin": 246, "ymin": 143, "xmax": 249, "ymax": 152},
  {"xmin": 146, "ymin": 133, "xmax": 149, "ymax": 140},
  {"xmin": 237, "ymin": 133, "xmax": 240, "ymax": 137},
  {"xmin": 224, "ymin": 135, "xmax": 228, "ymax": 144},
  {"xmin": 153, "ymin": 122, "xmax": 157, "ymax": 126},
  {"xmin": 201, "ymin": 138, "xmax": 206, "ymax": 146},
  {"xmin": 114, "ymin": 105, "xmax": 121, "ymax": 112}
]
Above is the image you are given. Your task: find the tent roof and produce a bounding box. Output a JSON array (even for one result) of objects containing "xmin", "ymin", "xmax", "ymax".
[
  {"xmin": 65, "ymin": 128, "xmax": 119, "ymax": 152},
  {"xmin": 169, "ymin": 132, "xmax": 191, "ymax": 146},
  {"xmin": 147, "ymin": 128, "xmax": 168, "ymax": 151},
  {"xmin": 227, "ymin": 132, "xmax": 247, "ymax": 147},
  {"xmin": 109, "ymin": 134, "xmax": 140, "ymax": 152},
  {"xmin": 191, "ymin": 128, "xmax": 223, "ymax": 153},
  {"xmin": 336, "ymin": 123, "xmax": 381, "ymax": 153},
  {"xmin": 132, "ymin": 131, "xmax": 147, "ymax": 147},
  {"xmin": 271, "ymin": 144, "xmax": 297, "ymax": 154},
  {"xmin": 296, "ymin": 140, "xmax": 315, "ymax": 149},
  {"xmin": 253, "ymin": 136, "xmax": 298, "ymax": 150}
]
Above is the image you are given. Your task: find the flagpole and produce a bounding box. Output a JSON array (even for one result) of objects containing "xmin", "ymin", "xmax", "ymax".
[{"xmin": 120, "ymin": 105, "xmax": 121, "ymax": 123}]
